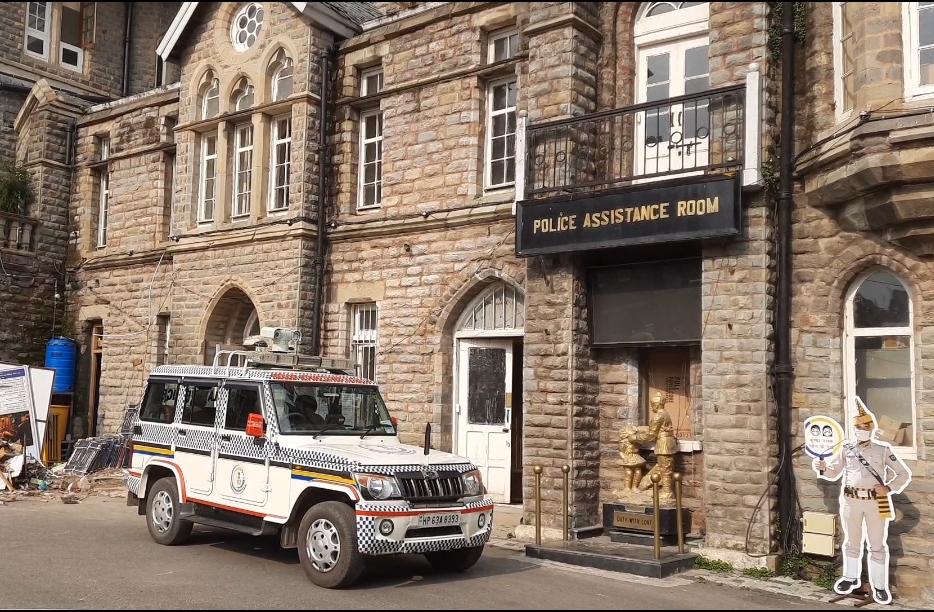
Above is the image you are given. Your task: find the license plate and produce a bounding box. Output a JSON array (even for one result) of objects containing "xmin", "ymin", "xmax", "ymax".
[{"xmin": 417, "ymin": 512, "xmax": 460, "ymax": 528}]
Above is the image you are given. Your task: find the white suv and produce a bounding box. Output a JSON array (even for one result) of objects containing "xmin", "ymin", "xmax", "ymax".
[{"xmin": 126, "ymin": 336, "xmax": 493, "ymax": 588}]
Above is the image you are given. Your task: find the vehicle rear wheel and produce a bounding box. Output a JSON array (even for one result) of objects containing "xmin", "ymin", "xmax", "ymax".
[
  {"xmin": 297, "ymin": 501, "xmax": 365, "ymax": 588},
  {"xmin": 424, "ymin": 545, "xmax": 484, "ymax": 572},
  {"xmin": 146, "ymin": 477, "xmax": 193, "ymax": 546}
]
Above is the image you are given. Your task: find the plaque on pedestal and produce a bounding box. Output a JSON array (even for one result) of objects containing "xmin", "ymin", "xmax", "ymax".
[{"xmin": 602, "ymin": 502, "xmax": 690, "ymax": 539}]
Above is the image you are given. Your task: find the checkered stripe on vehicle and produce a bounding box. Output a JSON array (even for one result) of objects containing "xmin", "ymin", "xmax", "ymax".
[
  {"xmin": 176, "ymin": 426, "xmax": 214, "ymax": 452},
  {"xmin": 219, "ymin": 433, "xmax": 267, "ymax": 461},
  {"xmin": 127, "ymin": 474, "xmax": 141, "ymax": 495},
  {"xmin": 138, "ymin": 422, "xmax": 174, "ymax": 446},
  {"xmin": 355, "ymin": 498, "xmax": 494, "ymax": 555}
]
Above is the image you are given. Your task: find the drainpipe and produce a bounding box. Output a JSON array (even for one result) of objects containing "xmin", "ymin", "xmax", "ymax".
[
  {"xmin": 775, "ymin": 2, "xmax": 797, "ymax": 554},
  {"xmin": 309, "ymin": 47, "xmax": 332, "ymax": 356},
  {"xmin": 122, "ymin": 2, "xmax": 134, "ymax": 97}
]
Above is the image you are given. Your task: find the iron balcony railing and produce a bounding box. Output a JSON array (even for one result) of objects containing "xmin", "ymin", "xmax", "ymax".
[{"xmin": 524, "ymin": 84, "xmax": 746, "ymax": 200}]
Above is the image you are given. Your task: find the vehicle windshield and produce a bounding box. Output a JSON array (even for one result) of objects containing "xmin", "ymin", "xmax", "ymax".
[{"xmin": 270, "ymin": 381, "xmax": 396, "ymax": 436}]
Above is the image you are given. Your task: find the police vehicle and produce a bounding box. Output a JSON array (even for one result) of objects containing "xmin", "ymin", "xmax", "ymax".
[{"xmin": 125, "ymin": 327, "xmax": 493, "ymax": 588}]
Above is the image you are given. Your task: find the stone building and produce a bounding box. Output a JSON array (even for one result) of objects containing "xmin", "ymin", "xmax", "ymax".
[
  {"xmin": 0, "ymin": 2, "xmax": 180, "ymax": 364},
  {"xmin": 36, "ymin": 0, "xmax": 934, "ymax": 604}
]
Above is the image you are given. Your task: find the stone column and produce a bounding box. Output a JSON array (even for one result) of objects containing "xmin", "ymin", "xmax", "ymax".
[{"xmin": 521, "ymin": 2, "xmax": 602, "ymax": 530}]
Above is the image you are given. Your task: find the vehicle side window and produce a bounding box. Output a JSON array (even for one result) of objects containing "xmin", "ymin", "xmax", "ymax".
[
  {"xmin": 224, "ymin": 386, "xmax": 262, "ymax": 431},
  {"xmin": 139, "ymin": 381, "xmax": 179, "ymax": 424},
  {"xmin": 180, "ymin": 384, "xmax": 219, "ymax": 427}
]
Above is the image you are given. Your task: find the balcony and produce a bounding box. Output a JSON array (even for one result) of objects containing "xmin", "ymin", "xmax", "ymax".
[
  {"xmin": 514, "ymin": 66, "xmax": 762, "ymax": 257},
  {"xmin": 524, "ymin": 85, "xmax": 749, "ymax": 199},
  {"xmin": 0, "ymin": 211, "xmax": 39, "ymax": 252}
]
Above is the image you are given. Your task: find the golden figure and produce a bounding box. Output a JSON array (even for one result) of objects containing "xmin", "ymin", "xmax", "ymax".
[
  {"xmin": 618, "ymin": 424, "xmax": 646, "ymax": 491},
  {"xmin": 634, "ymin": 392, "xmax": 679, "ymax": 504}
]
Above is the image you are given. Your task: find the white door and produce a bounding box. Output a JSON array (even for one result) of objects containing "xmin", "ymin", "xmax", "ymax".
[
  {"xmin": 175, "ymin": 383, "xmax": 219, "ymax": 497},
  {"xmin": 214, "ymin": 384, "xmax": 270, "ymax": 508},
  {"xmin": 635, "ymin": 36, "xmax": 710, "ymax": 178},
  {"xmin": 456, "ymin": 338, "xmax": 513, "ymax": 503}
]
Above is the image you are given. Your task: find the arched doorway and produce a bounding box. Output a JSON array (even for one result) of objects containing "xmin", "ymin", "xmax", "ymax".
[
  {"xmin": 203, "ymin": 287, "xmax": 261, "ymax": 365},
  {"xmin": 453, "ymin": 283, "xmax": 525, "ymax": 503}
]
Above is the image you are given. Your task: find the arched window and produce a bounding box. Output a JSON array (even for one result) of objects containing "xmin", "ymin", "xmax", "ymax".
[
  {"xmin": 270, "ymin": 49, "xmax": 294, "ymax": 102},
  {"xmin": 844, "ymin": 269, "xmax": 916, "ymax": 456},
  {"xmin": 199, "ymin": 70, "xmax": 220, "ymax": 120},
  {"xmin": 633, "ymin": 2, "xmax": 710, "ymax": 177},
  {"xmin": 456, "ymin": 283, "xmax": 525, "ymax": 335},
  {"xmin": 232, "ymin": 77, "xmax": 254, "ymax": 111}
]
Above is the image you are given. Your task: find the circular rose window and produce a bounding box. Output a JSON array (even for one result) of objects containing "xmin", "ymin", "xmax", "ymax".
[{"xmin": 231, "ymin": 3, "xmax": 264, "ymax": 52}]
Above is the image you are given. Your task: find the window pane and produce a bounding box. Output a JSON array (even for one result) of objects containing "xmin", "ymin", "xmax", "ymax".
[
  {"xmin": 364, "ymin": 142, "xmax": 377, "ymax": 163},
  {"xmin": 646, "ymin": 54, "xmax": 670, "ymax": 85},
  {"xmin": 647, "ymin": 2, "xmax": 676, "ymax": 16},
  {"xmin": 921, "ymin": 48, "xmax": 934, "ymax": 86},
  {"xmin": 491, "ymin": 136, "xmax": 505, "ymax": 159},
  {"xmin": 204, "ymin": 94, "xmax": 218, "ymax": 119},
  {"xmin": 61, "ymin": 3, "xmax": 81, "ymax": 46},
  {"xmin": 684, "ymin": 45, "xmax": 709, "ymax": 78},
  {"xmin": 364, "ymin": 161, "xmax": 377, "ymax": 183},
  {"xmin": 26, "ymin": 35, "xmax": 44, "ymax": 55},
  {"xmin": 140, "ymin": 381, "xmax": 179, "ymax": 423},
  {"xmin": 491, "ymin": 159, "xmax": 504, "ymax": 185},
  {"xmin": 61, "ymin": 46, "xmax": 80, "ymax": 67},
  {"xmin": 921, "ymin": 6, "xmax": 934, "ymax": 47},
  {"xmin": 854, "ymin": 336, "xmax": 913, "ymax": 438},
  {"xmin": 205, "ymin": 135, "xmax": 216, "ymax": 157},
  {"xmin": 225, "ymin": 387, "xmax": 261, "ymax": 430},
  {"xmin": 364, "ymin": 184, "xmax": 376, "ymax": 207},
  {"xmin": 467, "ymin": 347, "xmax": 506, "ymax": 425},
  {"xmin": 492, "ymin": 114, "xmax": 506, "ymax": 137},
  {"xmin": 205, "ymin": 158, "xmax": 216, "ymax": 179},
  {"xmin": 853, "ymin": 272, "xmax": 910, "ymax": 328},
  {"xmin": 364, "ymin": 114, "xmax": 379, "ymax": 139},
  {"xmin": 493, "ymin": 84, "xmax": 507, "ymax": 110},
  {"xmin": 181, "ymin": 385, "xmax": 218, "ymax": 426}
]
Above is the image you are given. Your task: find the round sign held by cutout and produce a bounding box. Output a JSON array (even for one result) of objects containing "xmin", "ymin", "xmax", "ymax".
[{"xmin": 803, "ymin": 415, "xmax": 844, "ymax": 460}]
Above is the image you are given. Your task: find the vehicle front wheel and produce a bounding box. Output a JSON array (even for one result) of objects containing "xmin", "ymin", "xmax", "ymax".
[
  {"xmin": 424, "ymin": 545, "xmax": 484, "ymax": 573},
  {"xmin": 297, "ymin": 501, "xmax": 365, "ymax": 589},
  {"xmin": 146, "ymin": 477, "xmax": 193, "ymax": 546}
]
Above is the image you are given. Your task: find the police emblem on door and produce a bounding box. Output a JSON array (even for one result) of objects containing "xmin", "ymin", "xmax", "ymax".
[{"xmin": 231, "ymin": 465, "xmax": 247, "ymax": 494}]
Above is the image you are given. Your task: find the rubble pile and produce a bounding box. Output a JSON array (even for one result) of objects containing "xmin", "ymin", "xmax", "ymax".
[{"xmin": 0, "ymin": 440, "xmax": 63, "ymax": 501}]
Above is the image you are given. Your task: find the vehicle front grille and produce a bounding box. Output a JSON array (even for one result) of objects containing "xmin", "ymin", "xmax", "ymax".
[
  {"xmin": 405, "ymin": 526, "xmax": 462, "ymax": 539},
  {"xmin": 396, "ymin": 470, "xmax": 464, "ymax": 502}
]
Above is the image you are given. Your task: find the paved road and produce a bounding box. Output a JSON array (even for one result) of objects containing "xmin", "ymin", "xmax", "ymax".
[{"xmin": 0, "ymin": 495, "xmax": 844, "ymax": 610}]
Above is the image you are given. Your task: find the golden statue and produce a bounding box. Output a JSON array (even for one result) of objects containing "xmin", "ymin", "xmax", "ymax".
[
  {"xmin": 632, "ymin": 391, "xmax": 679, "ymax": 504},
  {"xmin": 618, "ymin": 424, "xmax": 646, "ymax": 491}
]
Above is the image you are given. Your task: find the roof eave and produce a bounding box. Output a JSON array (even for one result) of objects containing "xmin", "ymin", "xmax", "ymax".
[{"xmin": 156, "ymin": 1, "xmax": 199, "ymax": 62}]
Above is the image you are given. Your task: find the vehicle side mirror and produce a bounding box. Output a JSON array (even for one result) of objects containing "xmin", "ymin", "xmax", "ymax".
[
  {"xmin": 390, "ymin": 416, "xmax": 398, "ymax": 428},
  {"xmin": 245, "ymin": 413, "xmax": 265, "ymax": 437}
]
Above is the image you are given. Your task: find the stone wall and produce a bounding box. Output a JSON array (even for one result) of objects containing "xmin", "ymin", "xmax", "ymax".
[{"xmin": 0, "ymin": 1, "xmax": 181, "ymax": 99}]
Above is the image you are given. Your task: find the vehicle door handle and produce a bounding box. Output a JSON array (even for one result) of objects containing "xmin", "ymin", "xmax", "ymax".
[
  {"xmin": 178, "ymin": 429, "xmax": 187, "ymax": 436},
  {"xmin": 220, "ymin": 434, "xmax": 231, "ymax": 442},
  {"xmin": 502, "ymin": 428, "xmax": 509, "ymax": 433}
]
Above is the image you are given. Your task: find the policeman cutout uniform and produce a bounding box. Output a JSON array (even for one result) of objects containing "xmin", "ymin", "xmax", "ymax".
[{"xmin": 813, "ymin": 402, "xmax": 912, "ymax": 605}]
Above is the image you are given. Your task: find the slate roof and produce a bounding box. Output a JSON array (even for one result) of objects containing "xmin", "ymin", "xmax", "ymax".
[{"xmin": 321, "ymin": 2, "xmax": 383, "ymax": 24}]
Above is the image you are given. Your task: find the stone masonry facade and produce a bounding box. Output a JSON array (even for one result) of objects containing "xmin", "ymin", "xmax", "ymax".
[
  {"xmin": 5, "ymin": 1, "xmax": 934, "ymax": 604},
  {"xmin": 0, "ymin": 2, "xmax": 179, "ymax": 366}
]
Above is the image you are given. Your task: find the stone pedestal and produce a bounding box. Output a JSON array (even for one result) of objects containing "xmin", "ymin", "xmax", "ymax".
[{"xmin": 602, "ymin": 502, "xmax": 690, "ymax": 544}]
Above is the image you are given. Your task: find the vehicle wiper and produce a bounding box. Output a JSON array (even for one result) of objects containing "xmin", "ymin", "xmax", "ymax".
[
  {"xmin": 312, "ymin": 426, "xmax": 340, "ymax": 440},
  {"xmin": 359, "ymin": 425, "xmax": 380, "ymax": 439}
]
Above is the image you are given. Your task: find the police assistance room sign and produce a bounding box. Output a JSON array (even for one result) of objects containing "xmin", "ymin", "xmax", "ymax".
[{"xmin": 515, "ymin": 173, "xmax": 741, "ymax": 256}]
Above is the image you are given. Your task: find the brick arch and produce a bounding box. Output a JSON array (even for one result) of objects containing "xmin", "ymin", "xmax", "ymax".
[
  {"xmin": 437, "ymin": 265, "xmax": 526, "ymax": 337},
  {"xmin": 817, "ymin": 247, "xmax": 924, "ymax": 321},
  {"xmin": 198, "ymin": 279, "xmax": 263, "ymax": 365},
  {"xmin": 188, "ymin": 63, "xmax": 220, "ymax": 117},
  {"xmin": 259, "ymin": 43, "xmax": 298, "ymax": 104},
  {"xmin": 225, "ymin": 72, "xmax": 255, "ymax": 111}
]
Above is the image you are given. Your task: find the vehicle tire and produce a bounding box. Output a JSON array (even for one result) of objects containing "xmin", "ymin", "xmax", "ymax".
[
  {"xmin": 297, "ymin": 501, "xmax": 365, "ymax": 589},
  {"xmin": 146, "ymin": 477, "xmax": 193, "ymax": 546},
  {"xmin": 424, "ymin": 545, "xmax": 485, "ymax": 573}
]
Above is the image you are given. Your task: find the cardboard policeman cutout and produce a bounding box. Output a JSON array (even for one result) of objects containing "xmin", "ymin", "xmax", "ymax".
[{"xmin": 809, "ymin": 398, "xmax": 913, "ymax": 605}]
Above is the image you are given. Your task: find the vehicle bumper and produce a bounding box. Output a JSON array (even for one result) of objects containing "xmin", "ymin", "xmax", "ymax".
[{"xmin": 356, "ymin": 496, "xmax": 494, "ymax": 555}]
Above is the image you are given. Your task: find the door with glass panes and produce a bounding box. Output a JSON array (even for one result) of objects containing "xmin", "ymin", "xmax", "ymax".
[{"xmin": 635, "ymin": 37, "xmax": 710, "ymax": 178}]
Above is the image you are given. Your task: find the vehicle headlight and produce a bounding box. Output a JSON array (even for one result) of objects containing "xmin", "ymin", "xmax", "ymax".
[
  {"xmin": 354, "ymin": 473, "xmax": 402, "ymax": 500},
  {"xmin": 462, "ymin": 469, "xmax": 483, "ymax": 496}
]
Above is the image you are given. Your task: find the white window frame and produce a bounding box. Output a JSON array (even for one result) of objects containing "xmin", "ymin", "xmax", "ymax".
[
  {"xmin": 351, "ymin": 303, "xmax": 378, "ymax": 382},
  {"xmin": 272, "ymin": 58, "xmax": 294, "ymax": 102},
  {"xmin": 232, "ymin": 124, "xmax": 254, "ymax": 218},
  {"xmin": 268, "ymin": 115, "xmax": 291, "ymax": 212},
  {"xmin": 485, "ymin": 77, "xmax": 518, "ymax": 190},
  {"xmin": 633, "ymin": 2, "xmax": 709, "ymax": 46},
  {"xmin": 488, "ymin": 27, "xmax": 519, "ymax": 63},
  {"xmin": 59, "ymin": 1, "xmax": 84, "ymax": 72},
  {"xmin": 903, "ymin": 2, "xmax": 934, "ymax": 101},
  {"xmin": 357, "ymin": 109, "xmax": 383, "ymax": 211},
  {"xmin": 202, "ymin": 77, "xmax": 220, "ymax": 120},
  {"xmin": 843, "ymin": 268, "xmax": 918, "ymax": 460},
  {"xmin": 198, "ymin": 132, "xmax": 217, "ymax": 223},
  {"xmin": 97, "ymin": 138, "xmax": 110, "ymax": 249},
  {"xmin": 24, "ymin": 1, "xmax": 51, "ymax": 60},
  {"xmin": 360, "ymin": 67, "xmax": 383, "ymax": 97},
  {"xmin": 833, "ymin": 2, "xmax": 856, "ymax": 121}
]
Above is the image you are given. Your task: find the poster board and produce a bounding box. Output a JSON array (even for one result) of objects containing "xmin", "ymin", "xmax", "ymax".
[{"xmin": 0, "ymin": 363, "xmax": 55, "ymax": 460}]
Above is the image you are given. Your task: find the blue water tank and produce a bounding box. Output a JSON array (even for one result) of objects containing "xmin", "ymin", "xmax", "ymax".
[{"xmin": 45, "ymin": 337, "xmax": 78, "ymax": 393}]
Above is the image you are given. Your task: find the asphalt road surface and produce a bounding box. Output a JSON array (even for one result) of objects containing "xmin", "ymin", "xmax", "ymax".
[{"xmin": 0, "ymin": 495, "xmax": 844, "ymax": 610}]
